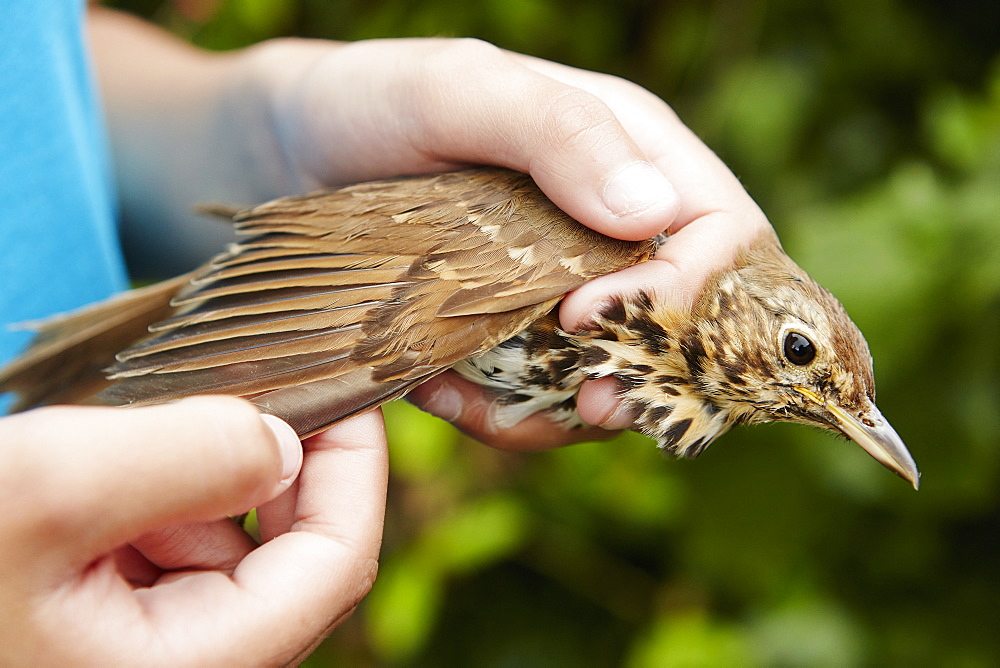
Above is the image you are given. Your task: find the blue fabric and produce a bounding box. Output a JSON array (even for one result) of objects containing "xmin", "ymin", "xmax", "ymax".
[{"xmin": 0, "ymin": 1, "xmax": 127, "ymax": 396}]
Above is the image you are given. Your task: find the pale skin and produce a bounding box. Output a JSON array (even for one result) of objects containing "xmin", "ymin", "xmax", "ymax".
[{"xmin": 0, "ymin": 7, "xmax": 770, "ymax": 663}]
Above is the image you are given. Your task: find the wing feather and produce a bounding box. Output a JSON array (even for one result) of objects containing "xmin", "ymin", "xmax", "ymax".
[{"xmin": 3, "ymin": 168, "xmax": 655, "ymax": 436}]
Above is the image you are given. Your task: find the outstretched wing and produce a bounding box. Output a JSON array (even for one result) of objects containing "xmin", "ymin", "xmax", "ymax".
[{"xmin": 99, "ymin": 168, "xmax": 655, "ymax": 435}]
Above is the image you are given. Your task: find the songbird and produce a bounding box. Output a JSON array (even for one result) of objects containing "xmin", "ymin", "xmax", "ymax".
[{"xmin": 0, "ymin": 168, "xmax": 919, "ymax": 488}]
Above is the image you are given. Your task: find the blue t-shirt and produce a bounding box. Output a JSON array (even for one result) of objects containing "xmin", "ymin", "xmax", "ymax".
[{"xmin": 0, "ymin": 2, "xmax": 127, "ymax": 382}]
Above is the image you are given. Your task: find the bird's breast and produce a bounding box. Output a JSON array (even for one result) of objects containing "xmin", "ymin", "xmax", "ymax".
[{"xmin": 452, "ymin": 312, "xmax": 588, "ymax": 430}]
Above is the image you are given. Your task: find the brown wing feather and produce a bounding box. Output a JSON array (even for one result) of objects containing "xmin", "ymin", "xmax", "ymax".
[
  {"xmin": 4, "ymin": 168, "xmax": 654, "ymax": 436},
  {"xmin": 0, "ymin": 274, "xmax": 191, "ymax": 410}
]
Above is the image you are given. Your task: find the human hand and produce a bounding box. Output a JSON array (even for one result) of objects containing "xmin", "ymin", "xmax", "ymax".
[{"xmin": 0, "ymin": 397, "xmax": 387, "ymax": 665}]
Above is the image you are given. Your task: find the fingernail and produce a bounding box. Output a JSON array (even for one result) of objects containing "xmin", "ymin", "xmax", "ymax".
[
  {"xmin": 598, "ymin": 399, "xmax": 637, "ymax": 431},
  {"xmin": 602, "ymin": 161, "xmax": 677, "ymax": 218},
  {"xmin": 422, "ymin": 382, "xmax": 463, "ymax": 422},
  {"xmin": 261, "ymin": 414, "xmax": 302, "ymax": 483}
]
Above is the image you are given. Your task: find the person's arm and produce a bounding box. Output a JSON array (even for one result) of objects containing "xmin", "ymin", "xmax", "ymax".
[
  {"xmin": 88, "ymin": 8, "xmax": 770, "ymax": 446},
  {"xmin": 89, "ymin": 8, "xmax": 267, "ymax": 274},
  {"xmin": 0, "ymin": 399, "xmax": 387, "ymax": 664}
]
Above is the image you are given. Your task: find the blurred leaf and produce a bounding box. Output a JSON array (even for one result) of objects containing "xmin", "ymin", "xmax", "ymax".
[
  {"xmin": 365, "ymin": 554, "xmax": 445, "ymax": 661},
  {"xmin": 417, "ymin": 494, "xmax": 531, "ymax": 574},
  {"xmin": 749, "ymin": 588, "xmax": 866, "ymax": 666},
  {"xmin": 383, "ymin": 400, "xmax": 458, "ymax": 480},
  {"xmin": 924, "ymin": 59, "xmax": 1000, "ymax": 171},
  {"xmin": 235, "ymin": 0, "xmax": 294, "ymax": 33},
  {"xmin": 484, "ymin": 0, "xmax": 558, "ymax": 53},
  {"xmin": 627, "ymin": 611, "xmax": 754, "ymax": 667},
  {"xmin": 703, "ymin": 58, "xmax": 815, "ymax": 175}
]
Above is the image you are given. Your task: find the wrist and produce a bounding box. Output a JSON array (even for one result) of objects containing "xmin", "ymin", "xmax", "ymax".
[{"xmin": 223, "ymin": 38, "xmax": 345, "ymax": 199}]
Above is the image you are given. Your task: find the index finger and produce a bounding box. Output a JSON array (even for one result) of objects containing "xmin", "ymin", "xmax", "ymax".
[
  {"xmin": 510, "ymin": 55, "xmax": 771, "ymax": 326},
  {"xmin": 512, "ymin": 51, "xmax": 767, "ymax": 234}
]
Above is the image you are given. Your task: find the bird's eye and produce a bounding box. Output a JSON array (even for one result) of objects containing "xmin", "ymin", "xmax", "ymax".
[{"xmin": 783, "ymin": 332, "xmax": 816, "ymax": 365}]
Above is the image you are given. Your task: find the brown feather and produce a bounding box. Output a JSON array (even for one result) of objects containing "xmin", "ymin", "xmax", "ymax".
[
  {"xmin": 1, "ymin": 168, "xmax": 654, "ymax": 436},
  {"xmin": 0, "ymin": 274, "xmax": 191, "ymax": 410}
]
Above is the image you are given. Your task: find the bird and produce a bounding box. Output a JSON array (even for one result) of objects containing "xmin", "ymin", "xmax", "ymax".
[{"xmin": 0, "ymin": 167, "xmax": 919, "ymax": 488}]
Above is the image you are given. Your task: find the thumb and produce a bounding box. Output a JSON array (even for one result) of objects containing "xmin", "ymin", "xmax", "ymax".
[{"xmin": 3, "ymin": 396, "xmax": 302, "ymax": 563}]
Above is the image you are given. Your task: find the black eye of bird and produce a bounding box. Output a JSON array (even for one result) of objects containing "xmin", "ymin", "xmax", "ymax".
[{"xmin": 783, "ymin": 332, "xmax": 816, "ymax": 365}]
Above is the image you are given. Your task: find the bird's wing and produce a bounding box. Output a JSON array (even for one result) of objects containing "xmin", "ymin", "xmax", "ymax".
[
  {"xmin": 97, "ymin": 168, "xmax": 654, "ymax": 435},
  {"xmin": 0, "ymin": 274, "xmax": 192, "ymax": 411}
]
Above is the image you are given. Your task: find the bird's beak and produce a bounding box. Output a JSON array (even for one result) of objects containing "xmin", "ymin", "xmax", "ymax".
[{"xmin": 796, "ymin": 387, "xmax": 920, "ymax": 490}]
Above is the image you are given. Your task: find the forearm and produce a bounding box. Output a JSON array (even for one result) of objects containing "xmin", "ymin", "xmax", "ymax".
[{"xmin": 88, "ymin": 8, "xmax": 321, "ymax": 275}]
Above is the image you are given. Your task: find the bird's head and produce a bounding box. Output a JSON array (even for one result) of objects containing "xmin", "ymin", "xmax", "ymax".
[{"xmin": 577, "ymin": 233, "xmax": 919, "ymax": 488}]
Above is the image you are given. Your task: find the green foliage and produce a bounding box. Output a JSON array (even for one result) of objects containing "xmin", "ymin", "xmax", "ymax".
[
  {"xmin": 628, "ymin": 611, "xmax": 754, "ymax": 667},
  {"xmin": 112, "ymin": 1, "xmax": 1000, "ymax": 665}
]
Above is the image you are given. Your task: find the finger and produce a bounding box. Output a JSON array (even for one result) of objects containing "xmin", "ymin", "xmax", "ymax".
[
  {"xmin": 286, "ymin": 38, "xmax": 679, "ymax": 240},
  {"xmin": 254, "ymin": 413, "xmax": 384, "ymax": 543},
  {"xmin": 130, "ymin": 519, "xmax": 259, "ymax": 575},
  {"xmin": 111, "ymin": 518, "xmax": 260, "ymax": 589},
  {"xmin": 406, "ymin": 371, "xmax": 617, "ymax": 450},
  {"xmin": 560, "ymin": 213, "xmax": 771, "ymax": 331},
  {"xmin": 136, "ymin": 410, "xmax": 389, "ymax": 664},
  {"xmin": 0, "ymin": 397, "xmax": 301, "ymax": 563},
  {"xmin": 575, "ymin": 376, "xmax": 637, "ymax": 430},
  {"xmin": 111, "ymin": 544, "xmax": 161, "ymax": 587},
  {"xmin": 256, "ymin": 410, "xmax": 387, "ymax": 551},
  {"xmin": 254, "ymin": 468, "xmax": 301, "ymax": 543},
  {"xmin": 509, "ymin": 51, "xmax": 767, "ymax": 229}
]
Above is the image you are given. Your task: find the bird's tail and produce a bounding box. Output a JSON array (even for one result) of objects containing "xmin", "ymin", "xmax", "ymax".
[{"xmin": 0, "ymin": 274, "xmax": 192, "ymax": 412}]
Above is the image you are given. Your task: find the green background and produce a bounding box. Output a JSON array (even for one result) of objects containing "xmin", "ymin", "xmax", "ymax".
[{"xmin": 108, "ymin": 1, "xmax": 1000, "ymax": 665}]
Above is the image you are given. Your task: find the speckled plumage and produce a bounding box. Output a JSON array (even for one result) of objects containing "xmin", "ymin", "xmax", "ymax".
[{"xmin": 457, "ymin": 234, "xmax": 881, "ymax": 459}]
